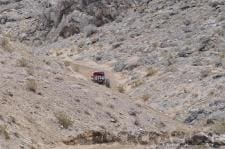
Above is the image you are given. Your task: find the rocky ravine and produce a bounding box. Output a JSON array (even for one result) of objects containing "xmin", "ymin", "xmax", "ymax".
[{"xmin": 1, "ymin": 0, "xmax": 225, "ymax": 149}]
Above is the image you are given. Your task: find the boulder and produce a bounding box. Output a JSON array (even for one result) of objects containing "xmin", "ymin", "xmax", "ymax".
[{"xmin": 185, "ymin": 133, "xmax": 212, "ymax": 145}]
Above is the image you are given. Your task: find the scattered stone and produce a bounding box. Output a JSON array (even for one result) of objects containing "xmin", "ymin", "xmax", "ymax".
[{"xmin": 114, "ymin": 61, "xmax": 126, "ymax": 72}]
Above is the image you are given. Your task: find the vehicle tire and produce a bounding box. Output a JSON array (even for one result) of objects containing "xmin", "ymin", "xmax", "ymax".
[{"xmin": 105, "ymin": 79, "xmax": 111, "ymax": 88}]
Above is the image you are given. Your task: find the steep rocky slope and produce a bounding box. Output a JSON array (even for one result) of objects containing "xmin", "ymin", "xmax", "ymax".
[
  {"xmin": 33, "ymin": 0, "xmax": 225, "ymax": 129},
  {"xmin": 0, "ymin": 37, "xmax": 191, "ymax": 148},
  {"xmin": 1, "ymin": 0, "xmax": 225, "ymax": 148}
]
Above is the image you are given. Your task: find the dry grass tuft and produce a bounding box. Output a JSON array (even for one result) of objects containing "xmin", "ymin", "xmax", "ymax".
[
  {"xmin": 145, "ymin": 67, "xmax": 158, "ymax": 77},
  {"xmin": 64, "ymin": 61, "xmax": 70, "ymax": 67},
  {"xmin": 132, "ymin": 79, "xmax": 144, "ymax": 88},
  {"xmin": 117, "ymin": 85, "xmax": 125, "ymax": 93},
  {"xmin": 0, "ymin": 125, "xmax": 10, "ymax": 140},
  {"xmin": 219, "ymin": 51, "xmax": 225, "ymax": 59},
  {"xmin": 26, "ymin": 66, "xmax": 35, "ymax": 76},
  {"xmin": 56, "ymin": 51, "xmax": 63, "ymax": 56},
  {"xmin": 211, "ymin": 121, "xmax": 225, "ymax": 134},
  {"xmin": 17, "ymin": 57, "xmax": 29, "ymax": 67},
  {"xmin": 55, "ymin": 112, "xmax": 73, "ymax": 129},
  {"xmin": 73, "ymin": 65, "xmax": 80, "ymax": 72},
  {"xmin": 200, "ymin": 69, "xmax": 211, "ymax": 79},
  {"xmin": 166, "ymin": 53, "xmax": 176, "ymax": 66},
  {"xmin": 26, "ymin": 79, "xmax": 37, "ymax": 92},
  {"xmin": 152, "ymin": 42, "xmax": 159, "ymax": 49},
  {"xmin": 142, "ymin": 94, "xmax": 150, "ymax": 102},
  {"xmin": 1, "ymin": 37, "xmax": 13, "ymax": 53}
]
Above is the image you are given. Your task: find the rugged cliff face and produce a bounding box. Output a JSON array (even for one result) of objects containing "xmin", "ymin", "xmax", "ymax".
[
  {"xmin": 0, "ymin": 0, "xmax": 140, "ymax": 44},
  {"xmin": 1, "ymin": 0, "xmax": 225, "ymax": 149}
]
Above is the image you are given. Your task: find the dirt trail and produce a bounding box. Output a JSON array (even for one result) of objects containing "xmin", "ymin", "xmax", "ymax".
[
  {"xmin": 63, "ymin": 60, "xmax": 194, "ymax": 131},
  {"xmin": 63, "ymin": 59, "xmax": 126, "ymax": 90},
  {"xmin": 49, "ymin": 52, "xmax": 198, "ymax": 149}
]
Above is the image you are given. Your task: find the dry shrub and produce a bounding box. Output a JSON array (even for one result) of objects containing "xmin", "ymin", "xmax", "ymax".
[
  {"xmin": 166, "ymin": 53, "xmax": 176, "ymax": 66},
  {"xmin": 64, "ymin": 61, "xmax": 70, "ymax": 67},
  {"xmin": 117, "ymin": 85, "xmax": 125, "ymax": 93},
  {"xmin": 26, "ymin": 79, "xmax": 37, "ymax": 92},
  {"xmin": 219, "ymin": 51, "xmax": 225, "ymax": 59},
  {"xmin": 200, "ymin": 69, "xmax": 211, "ymax": 79},
  {"xmin": 145, "ymin": 67, "xmax": 157, "ymax": 77},
  {"xmin": 218, "ymin": 15, "xmax": 225, "ymax": 22},
  {"xmin": 56, "ymin": 51, "xmax": 63, "ymax": 56},
  {"xmin": 1, "ymin": 37, "xmax": 13, "ymax": 53},
  {"xmin": 132, "ymin": 79, "xmax": 144, "ymax": 88},
  {"xmin": 152, "ymin": 42, "xmax": 159, "ymax": 48},
  {"xmin": 211, "ymin": 122, "xmax": 225, "ymax": 134},
  {"xmin": 26, "ymin": 66, "xmax": 35, "ymax": 76},
  {"xmin": 73, "ymin": 65, "xmax": 80, "ymax": 72},
  {"xmin": 0, "ymin": 125, "xmax": 10, "ymax": 140},
  {"xmin": 17, "ymin": 57, "xmax": 29, "ymax": 67},
  {"xmin": 142, "ymin": 94, "xmax": 150, "ymax": 102},
  {"xmin": 215, "ymin": 28, "xmax": 225, "ymax": 36},
  {"xmin": 55, "ymin": 112, "xmax": 73, "ymax": 129},
  {"xmin": 43, "ymin": 59, "xmax": 50, "ymax": 65}
]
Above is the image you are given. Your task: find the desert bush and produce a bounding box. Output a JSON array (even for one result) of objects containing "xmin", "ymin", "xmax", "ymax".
[
  {"xmin": 152, "ymin": 42, "xmax": 159, "ymax": 49},
  {"xmin": 64, "ymin": 61, "xmax": 70, "ymax": 67},
  {"xmin": 56, "ymin": 51, "xmax": 63, "ymax": 56},
  {"xmin": 17, "ymin": 57, "xmax": 29, "ymax": 67},
  {"xmin": 43, "ymin": 59, "xmax": 50, "ymax": 65},
  {"xmin": 219, "ymin": 51, "xmax": 225, "ymax": 59},
  {"xmin": 117, "ymin": 85, "xmax": 125, "ymax": 93},
  {"xmin": 142, "ymin": 94, "xmax": 150, "ymax": 102},
  {"xmin": 55, "ymin": 112, "xmax": 73, "ymax": 129},
  {"xmin": 1, "ymin": 37, "xmax": 13, "ymax": 53},
  {"xmin": 215, "ymin": 28, "xmax": 225, "ymax": 36},
  {"xmin": 73, "ymin": 65, "xmax": 80, "ymax": 72},
  {"xmin": 26, "ymin": 79, "xmax": 37, "ymax": 92},
  {"xmin": 211, "ymin": 121, "xmax": 225, "ymax": 134},
  {"xmin": 145, "ymin": 67, "xmax": 157, "ymax": 77},
  {"xmin": 132, "ymin": 79, "xmax": 144, "ymax": 88},
  {"xmin": 0, "ymin": 125, "xmax": 10, "ymax": 140},
  {"xmin": 200, "ymin": 69, "xmax": 211, "ymax": 79},
  {"xmin": 26, "ymin": 66, "xmax": 35, "ymax": 76},
  {"xmin": 166, "ymin": 53, "xmax": 176, "ymax": 66}
]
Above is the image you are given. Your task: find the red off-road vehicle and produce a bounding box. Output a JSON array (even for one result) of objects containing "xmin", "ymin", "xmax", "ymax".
[{"xmin": 91, "ymin": 72, "xmax": 110, "ymax": 88}]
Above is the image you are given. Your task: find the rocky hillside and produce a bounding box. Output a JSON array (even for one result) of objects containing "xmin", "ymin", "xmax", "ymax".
[
  {"xmin": 0, "ymin": 36, "xmax": 189, "ymax": 149},
  {"xmin": 1, "ymin": 0, "xmax": 225, "ymax": 149}
]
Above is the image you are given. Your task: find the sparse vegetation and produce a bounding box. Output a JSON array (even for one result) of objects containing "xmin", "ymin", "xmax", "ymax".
[
  {"xmin": 0, "ymin": 125, "xmax": 10, "ymax": 140},
  {"xmin": 152, "ymin": 42, "xmax": 159, "ymax": 49},
  {"xmin": 145, "ymin": 67, "xmax": 157, "ymax": 77},
  {"xmin": 56, "ymin": 51, "xmax": 63, "ymax": 56},
  {"xmin": 43, "ymin": 59, "xmax": 51, "ymax": 65},
  {"xmin": 26, "ymin": 79, "xmax": 37, "ymax": 92},
  {"xmin": 73, "ymin": 65, "xmax": 80, "ymax": 72},
  {"xmin": 211, "ymin": 121, "xmax": 225, "ymax": 134},
  {"xmin": 17, "ymin": 57, "xmax": 29, "ymax": 67},
  {"xmin": 55, "ymin": 112, "xmax": 73, "ymax": 129},
  {"xmin": 142, "ymin": 94, "xmax": 150, "ymax": 102},
  {"xmin": 117, "ymin": 85, "xmax": 125, "ymax": 93},
  {"xmin": 200, "ymin": 69, "xmax": 211, "ymax": 79},
  {"xmin": 132, "ymin": 79, "xmax": 144, "ymax": 88},
  {"xmin": 219, "ymin": 51, "xmax": 225, "ymax": 59},
  {"xmin": 1, "ymin": 37, "xmax": 13, "ymax": 53},
  {"xmin": 166, "ymin": 53, "xmax": 176, "ymax": 66},
  {"xmin": 64, "ymin": 61, "xmax": 70, "ymax": 67},
  {"xmin": 26, "ymin": 66, "xmax": 35, "ymax": 76}
]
